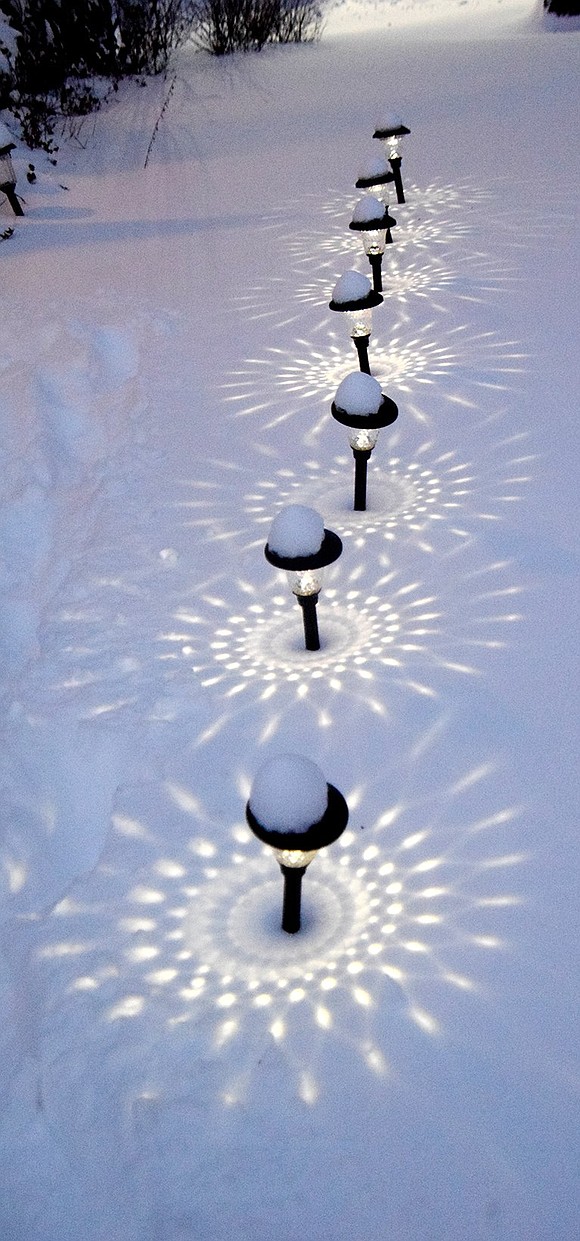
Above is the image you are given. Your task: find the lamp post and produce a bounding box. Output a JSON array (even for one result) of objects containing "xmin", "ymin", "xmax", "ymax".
[
  {"xmin": 349, "ymin": 195, "xmax": 397, "ymax": 294},
  {"xmin": 0, "ymin": 129, "xmax": 24, "ymax": 217},
  {"xmin": 331, "ymin": 371, "xmax": 398, "ymax": 511},
  {"xmin": 329, "ymin": 270, "xmax": 382, "ymax": 375},
  {"xmin": 373, "ymin": 113, "xmax": 411, "ymax": 204},
  {"xmin": 265, "ymin": 505, "xmax": 342, "ymax": 652},
  {"xmin": 355, "ymin": 152, "xmax": 397, "ymax": 218},
  {"xmin": 246, "ymin": 754, "xmax": 349, "ymax": 934}
]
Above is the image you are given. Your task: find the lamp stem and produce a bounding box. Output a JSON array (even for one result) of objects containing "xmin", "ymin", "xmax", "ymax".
[
  {"xmin": 280, "ymin": 863, "xmax": 306, "ymax": 933},
  {"xmin": 297, "ymin": 592, "xmax": 320, "ymax": 651},
  {"xmin": 353, "ymin": 334, "xmax": 371, "ymax": 374},
  {"xmin": 389, "ymin": 156, "xmax": 405, "ymax": 204},
  {"xmin": 353, "ymin": 448, "xmax": 371, "ymax": 511},
  {"xmin": 368, "ymin": 252, "xmax": 383, "ymax": 294},
  {"xmin": 0, "ymin": 183, "xmax": 24, "ymax": 215}
]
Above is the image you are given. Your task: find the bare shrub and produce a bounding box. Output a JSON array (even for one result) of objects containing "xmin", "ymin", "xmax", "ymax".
[
  {"xmin": 191, "ymin": 0, "xmax": 323, "ymax": 55},
  {"xmin": 113, "ymin": 0, "xmax": 197, "ymax": 74},
  {"xmin": 0, "ymin": 0, "xmax": 200, "ymax": 148}
]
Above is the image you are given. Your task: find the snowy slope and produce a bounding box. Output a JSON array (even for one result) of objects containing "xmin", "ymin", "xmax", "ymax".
[{"xmin": 1, "ymin": 1, "xmax": 579, "ymax": 1237}]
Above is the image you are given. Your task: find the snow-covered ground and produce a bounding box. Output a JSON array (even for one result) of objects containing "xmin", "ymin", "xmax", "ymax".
[{"xmin": 1, "ymin": 0, "xmax": 579, "ymax": 1236}]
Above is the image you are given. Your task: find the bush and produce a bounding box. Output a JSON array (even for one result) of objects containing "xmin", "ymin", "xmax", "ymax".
[
  {"xmin": 0, "ymin": 0, "xmax": 323, "ymax": 151},
  {"xmin": 191, "ymin": 0, "xmax": 323, "ymax": 54},
  {"xmin": 0, "ymin": 0, "xmax": 198, "ymax": 149},
  {"xmin": 544, "ymin": 0, "xmax": 580, "ymax": 11},
  {"xmin": 114, "ymin": 0, "xmax": 197, "ymax": 74}
]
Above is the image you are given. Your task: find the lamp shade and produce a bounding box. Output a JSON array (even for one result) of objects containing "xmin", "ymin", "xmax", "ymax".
[
  {"xmin": 332, "ymin": 371, "xmax": 398, "ymax": 431},
  {"xmin": 246, "ymin": 757, "xmax": 349, "ymax": 851},
  {"xmin": 329, "ymin": 269, "xmax": 383, "ymax": 314}
]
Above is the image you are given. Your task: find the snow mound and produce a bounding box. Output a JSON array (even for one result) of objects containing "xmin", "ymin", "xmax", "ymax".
[
  {"xmin": 375, "ymin": 110, "xmax": 405, "ymax": 132},
  {"xmin": 268, "ymin": 504, "xmax": 324, "ymax": 558},
  {"xmin": 331, "ymin": 270, "xmax": 372, "ymax": 304},
  {"xmin": 352, "ymin": 195, "xmax": 385, "ymax": 224},
  {"xmin": 357, "ymin": 152, "xmax": 391, "ymax": 180},
  {"xmin": 248, "ymin": 754, "xmax": 328, "ymax": 833},
  {"xmin": 334, "ymin": 371, "xmax": 383, "ymax": 416}
]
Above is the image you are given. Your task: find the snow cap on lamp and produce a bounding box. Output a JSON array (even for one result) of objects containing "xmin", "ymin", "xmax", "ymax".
[
  {"xmin": 373, "ymin": 111, "xmax": 411, "ymax": 139},
  {"xmin": 265, "ymin": 504, "xmax": 342, "ymax": 572},
  {"xmin": 246, "ymin": 753, "xmax": 349, "ymax": 851},
  {"xmin": 351, "ymin": 195, "xmax": 393, "ymax": 230},
  {"xmin": 330, "ymin": 269, "xmax": 381, "ymax": 311}
]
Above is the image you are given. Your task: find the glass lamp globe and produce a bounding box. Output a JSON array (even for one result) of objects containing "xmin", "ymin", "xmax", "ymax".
[
  {"xmin": 361, "ymin": 227, "xmax": 387, "ymax": 256},
  {"xmin": 384, "ymin": 133, "xmax": 404, "ymax": 160},
  {"xmin": 348, "ymin": 426, "xmax": 380, "ymax": 452},
  {"xmin": 346, "ymin": 305, "xmax": 374, "ymax": 338},
  {"xmin": 291, "ymin": 567, "xmax": 323, "ymax": 597},
  {"xmin": 273, "ymin": 847, "xmax": 318, "ymax": 868}
]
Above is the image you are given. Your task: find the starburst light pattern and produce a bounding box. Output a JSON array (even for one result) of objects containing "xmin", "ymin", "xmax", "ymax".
[
  {"xmin": 35, "ymin": 749, "xmax": 526, "ymax": 1102},
  {"xmin": 220, "ymin": 321, "xmax": 528, "ymax": 438},
  {"xmin": 241, "ymin": 429, "xmax": 535, "ymax": 553}
]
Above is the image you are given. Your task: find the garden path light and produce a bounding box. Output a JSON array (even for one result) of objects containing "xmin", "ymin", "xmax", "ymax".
[
  {"xmin": 246, "ymin": 754, "xmax": 349, "ymax": 934},
  {"xmin": 265, "ymin": 505, "xmax": 342, "ymax": 652},
  {"xmin": 331, "ymin": 371, "xmax": 398, "ymax": 511}
]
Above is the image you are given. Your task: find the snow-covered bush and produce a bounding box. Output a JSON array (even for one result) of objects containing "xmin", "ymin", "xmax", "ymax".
[{"xmin": 0, "ymin": 0, "xmax": 197, "ymax": 149}]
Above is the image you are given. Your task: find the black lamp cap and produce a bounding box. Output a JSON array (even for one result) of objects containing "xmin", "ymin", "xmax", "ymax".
[
  {"xmin": 349, "ymin": 206, "xmax": 397, "ymax": 232},
  {"xmin": 331, "ymin": 393, "xmax": 398, "ymax": 430},
  {"xmin": 0, "ymin": 142, "xmax": 16, "ymax": 157},
  {"xmin": 373, "ymin": 122, "xmax": 411, "ymax": 139},
  {"xmin": 246, "ymin": 782, "xmax": 349, "ymax": 852},
  {"xmin": 355, "ymin": 171, "xmax": 394, "ymax": 190},
  {"xmin": 265, "ymin": 527, "xmax": 342, "ymax": 572},
  {"xmin": 329, "ymin": 289, "xmax": 383, "ymax": 313}
]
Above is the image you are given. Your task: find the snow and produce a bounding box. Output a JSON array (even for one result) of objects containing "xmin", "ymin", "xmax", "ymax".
[
  {"xmin": 1, "ymin": 0, "xmax": 580, "ymax": 1237},
  {"xmin": 334, "ymin": 370, "xmax": 384, "ymax": 415},
  {"xmin": 332, "ymin": 268, "xmax": 373, "ymax": 303},
  {"xmin": 352, "ymin": 192, "xmax": 386, "ymax": 223},
  {"xmin": 248, "ymin": 753, "xmax": 329, "ymax": 831},
  {"xmin": 375, "ymin": 109, "xmax": 406, "ymax": 132},
  {"xmin": 357, "ymin": 151, "xmax": 391, "ymax": 179},
  {"xmin": 268, "ymin": 503, "xmax": 325, "ymax": 557}
]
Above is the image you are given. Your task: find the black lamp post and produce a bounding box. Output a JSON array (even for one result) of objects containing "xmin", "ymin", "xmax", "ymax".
[
  {"xmin": 265, "ymin": 505, "xmax": 342, "ymax": 652},
  {"xmin": 0, "ymin": 134, "xmax": 24, "ymax": 217},
  {"xmin": 355, "ymin": 152, "xmax": 397, "ymax": 217},
  {"xmin": 331, "ymin": 371, "xmax": 398, "ymax": 511},
  {"xmin": 372, "ymin": 114, "xmax": 411, "ymax": 205},
  {"xmin": 246, "ymin": 754, "xmax": 349, "ymax": 934},
  {"xmin": 329, "ymin": 270, "xmax": 383, "ymax": 375},
  {"xmin": 349, "ymin": 195, "xmax": 397, "ymax": 294}
]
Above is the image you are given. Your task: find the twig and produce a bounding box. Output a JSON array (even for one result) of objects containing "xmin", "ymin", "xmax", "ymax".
[{"xmin": 144, "ymin": 74, "xmax": 177, "ymax": 169}]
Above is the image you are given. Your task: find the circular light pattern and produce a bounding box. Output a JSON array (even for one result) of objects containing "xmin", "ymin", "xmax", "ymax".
[
  {"xmin": 242, "ymin": 433, "xmax": 534, "ymax": 552},
  {"xmin": 35, "ymin": 765, "xmax": 525, "ymax": 1099},
  {"xmin": 220, "ymin": 321, "xmax": 528, "ymax": 439}
]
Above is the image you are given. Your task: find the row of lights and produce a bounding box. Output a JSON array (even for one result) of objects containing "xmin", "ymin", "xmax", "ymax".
[{"xmin": 250, "ymin": 115, "xmax": 412, "ymax": 933}]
